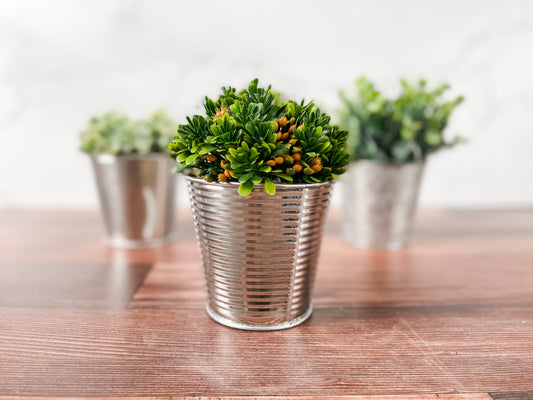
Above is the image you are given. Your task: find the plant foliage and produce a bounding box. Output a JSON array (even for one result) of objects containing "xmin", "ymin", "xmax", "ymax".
[
  {"xmin": 169, "ymin": 79, "xmax": 349, "ymax": 196},
  {"xmin": 80, "ymin": 111, "xmax": 177, "ymax": 155},
  {"xmin": 338, "ymin": 77, "xmax": 464, "ymax": 163}
]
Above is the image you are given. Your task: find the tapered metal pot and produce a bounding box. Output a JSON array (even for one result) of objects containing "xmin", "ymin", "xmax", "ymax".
[
  {"xmin": 90, "ymin": 154, "xmax": 176, "ymax": 249},
  {"xmin": 186, "ymin": 177, "xmax": 334, "ymax": 330},
  {"xmin": 342, "ymin": 160, "xmax": 425, "ymax": 250}
]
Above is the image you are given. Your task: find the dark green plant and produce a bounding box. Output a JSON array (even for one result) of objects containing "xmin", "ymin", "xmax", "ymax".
[
  {"xmin": 169, "ymin": 79, "xmax": 350, "ymax": 196},
  {"xmin": 338, "ymin": 77, "xmax": 464, "ymax": 163},
  {"xmin": 80, "ymin": 110, "xmax": 177, "ymax": 155}
]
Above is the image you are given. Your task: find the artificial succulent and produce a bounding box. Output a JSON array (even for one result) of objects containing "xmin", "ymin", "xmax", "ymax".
[
  {"xmin": 80, "ymin": 110, "xmax": 177, "ymax": 155},
  {"xmin": 338, "ymin": 77, "xmax": 464, "ymax": 163},
  {"xmin": 169, "ymin": 79, "xmax": 349, "ymax": 196}
]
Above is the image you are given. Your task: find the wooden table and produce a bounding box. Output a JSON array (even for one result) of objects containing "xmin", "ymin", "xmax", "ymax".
[{"xmin": 1, "ymin": 209, "xmax": 532, "ymax": 399}]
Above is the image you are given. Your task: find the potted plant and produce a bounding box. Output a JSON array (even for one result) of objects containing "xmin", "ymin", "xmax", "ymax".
[
  {"xmin": 80, "ymin": 110, "xmax": 178, "ymax": 249},
  {"xmin": 338, "ymin": 77, "xmax": 464, "ymax": 249},
  {"xmin": 169, "ymin": 79, "xmax": 349, "ymax": 330}
]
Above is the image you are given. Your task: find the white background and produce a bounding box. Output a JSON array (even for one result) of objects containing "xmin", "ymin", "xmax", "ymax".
[{"xmin": 1, "ymin": 0, "xmax": 532, "ymax": 209}]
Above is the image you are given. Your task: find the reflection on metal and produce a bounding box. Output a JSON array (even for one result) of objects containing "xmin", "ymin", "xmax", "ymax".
[
  {"xmin": 342, "ymin": 161, "xmax": 424, "ymax": 250},
  {"xmin": 186, "ymin": 177, "xmax": 334, "ymax": 330},
  {"xmin": 91, "ymin": 154, "xmax": 176, "ymax": 249}
]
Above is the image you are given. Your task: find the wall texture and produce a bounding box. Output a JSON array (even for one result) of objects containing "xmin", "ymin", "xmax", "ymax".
[{"xmin": 1, "ymin": 0, "xmax": 532, "ymax": 209}]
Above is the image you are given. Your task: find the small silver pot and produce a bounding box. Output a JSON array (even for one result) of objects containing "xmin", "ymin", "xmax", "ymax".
[
  {"xmin": 186, "ymin": 177, "xmax": 334, "ymax": 330},
  {"xmin": 342, "ymin": 160, "xmax": 425, "ymax": 250},
  {"xmin": 90, "ymin": 154, "xmax": 176, "ymax": 249}
]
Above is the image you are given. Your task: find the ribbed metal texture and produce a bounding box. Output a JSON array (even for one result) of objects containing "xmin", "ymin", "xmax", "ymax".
[
  {"xmin": 186, "ymin": 177, "xmax": 334, "ymax": 330},
  {"xmin": 91, "ymin": 154, "xmax": 176, "ymax": 249},
  {"xmin": 342, "ymin": 160, "xmax": 425, "ymax": 250}
]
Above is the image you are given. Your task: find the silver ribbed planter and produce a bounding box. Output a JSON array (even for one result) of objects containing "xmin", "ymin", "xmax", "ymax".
[
  {"xmin": 90, "ymin": 154, "xmax": 176, "ymax": 249},
  {"xmin": 342, "ymin": 160, "xmax": 425, "ymax": 250},
  {"xmin": 186, "ymin": 177, "xmax": 334, "ymax": 330}
]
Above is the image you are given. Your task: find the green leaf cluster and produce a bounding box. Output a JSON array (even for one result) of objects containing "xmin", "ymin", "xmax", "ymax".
[
  {"xmin": 80, "ymin": 110, "xmax": 178, "ymax": 155},
  {"xmin": 338, "ymin": 77, "xmax": 465, "ymax": 163},
  {"xmin": 170, "ymin": 79, "xmax": 349, "ymax": 196}
]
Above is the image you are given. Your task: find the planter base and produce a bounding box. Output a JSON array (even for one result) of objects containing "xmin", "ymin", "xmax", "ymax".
[
  {"xmin": 342, "ymin": 161, "xmax": 424, "ymax": 250},
  {"xmin": 91, "ymin": 154, "xmax": 176, "ymax": 249},
  {"xmin": 187, "ymin": 177, "xmax": 333, "ymax": 331},
  {"xmin": 206, "ymin": 305, "xmax": 313, "ymax": 331}
]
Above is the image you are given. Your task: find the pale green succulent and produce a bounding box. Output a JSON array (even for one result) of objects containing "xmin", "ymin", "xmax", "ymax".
[
  {"xmin": 338, "ymin": 77, "xmax": 465, "ymax": 163},
  {"xmin": 80, "ymin": 111, "xmax": 177, "ymax": 155}
]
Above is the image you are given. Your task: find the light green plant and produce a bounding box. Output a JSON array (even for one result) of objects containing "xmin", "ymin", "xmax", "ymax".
[
  {"xmin": 169, "ymin": 79, "xmax": 350, "ymax": 196},
  {"xmin": 338, "ymin": 77, "xmax": 464, "ymax": 163},
  {"xmin": 80, "ymin": 111, "xmax": 177, "ymax": 155}
]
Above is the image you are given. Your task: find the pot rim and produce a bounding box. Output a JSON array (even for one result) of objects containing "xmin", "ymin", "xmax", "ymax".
[{"xmin": 185, "ymin": 175, "xmax": 336, "ymax": 190}]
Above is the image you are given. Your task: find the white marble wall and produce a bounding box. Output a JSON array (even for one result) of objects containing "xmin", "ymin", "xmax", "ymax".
[{"xmin": 1, "ymin": 0, "xmax": 532, "ymax": 209}]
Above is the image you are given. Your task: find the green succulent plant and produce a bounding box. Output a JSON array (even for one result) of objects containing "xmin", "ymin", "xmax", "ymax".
[
  {"xmin": 169, "ymin": 79, "xmax": 350, "ymax": 196},
  {"xmin": 338, "ymin": 77, "xmax": 464, "ymax": 163},
  {"xmin": 80, "ymin": 110, "xmax": 177, "ymax": 155}
]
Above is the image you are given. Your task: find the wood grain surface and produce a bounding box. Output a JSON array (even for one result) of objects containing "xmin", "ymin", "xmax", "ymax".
[{"xmin": 0, "ymin": 209, "xmax": 532, "ymax": 399}]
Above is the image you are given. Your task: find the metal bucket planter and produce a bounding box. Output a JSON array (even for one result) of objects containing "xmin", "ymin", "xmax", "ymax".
[
  {"xmin": 342, "ymin": 160, "xmax": 425, "ymax": 250},
  {"xmin": 186, "ymin": 177, "xmax": 334, "ymax": 330},
  {"xmin": 90, "ymin": 154, "xmax": 176, "ymax": 249}
]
